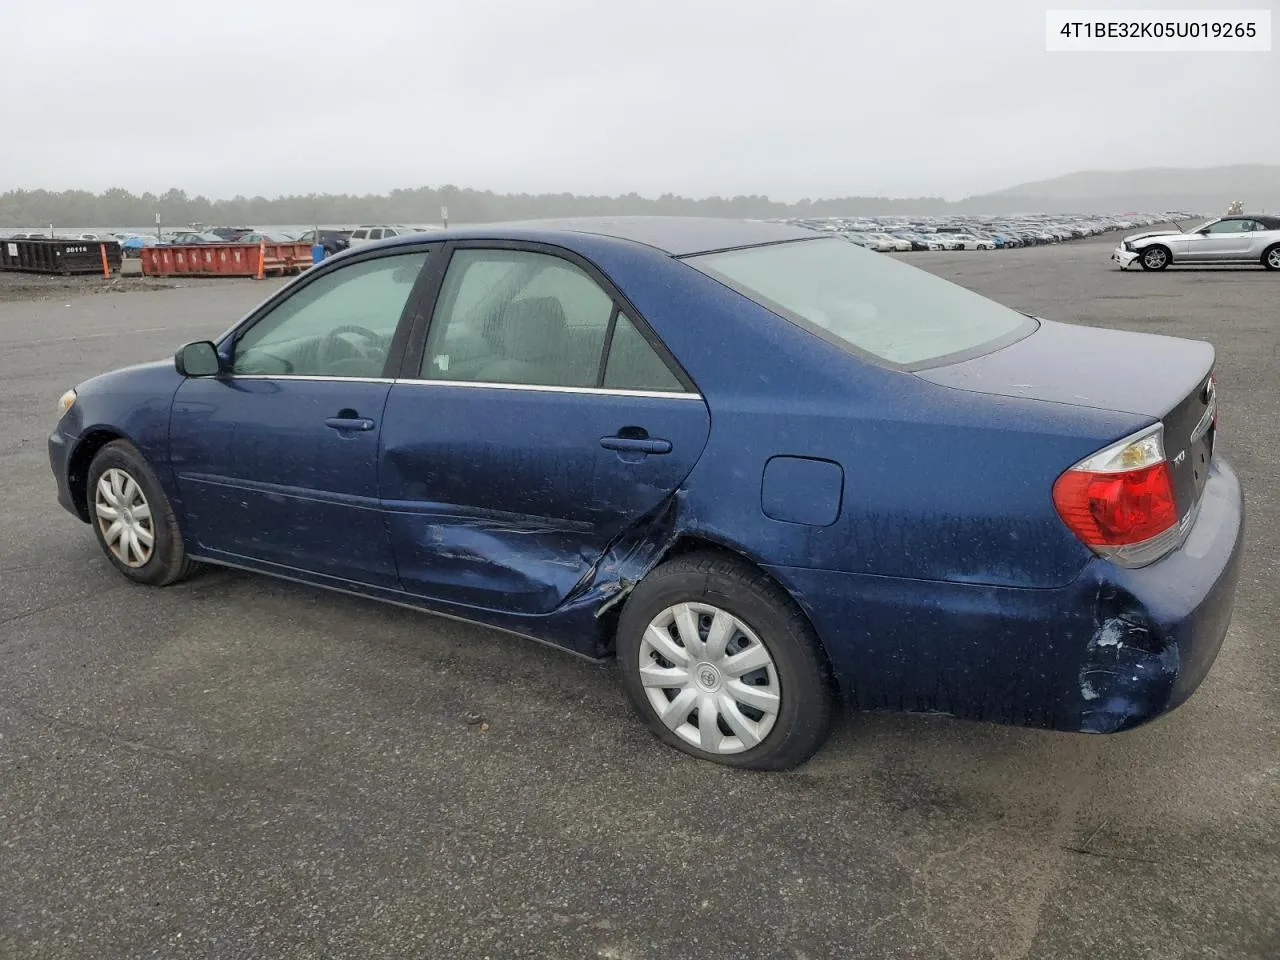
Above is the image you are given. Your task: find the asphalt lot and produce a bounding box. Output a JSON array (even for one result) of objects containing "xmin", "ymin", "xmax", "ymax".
[{"xmin": 1, "ymin": 234, "xmax": 1277, "ymax": 960}]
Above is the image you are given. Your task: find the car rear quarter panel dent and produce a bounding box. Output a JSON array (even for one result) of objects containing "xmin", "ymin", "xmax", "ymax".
[
  {"xmin": 762, "ymin": 461, "xmax": 1242, "ymax": 731},
  {"xmin": 762, "ymin": 563, "xmax": 1182, "ymax": 731}
]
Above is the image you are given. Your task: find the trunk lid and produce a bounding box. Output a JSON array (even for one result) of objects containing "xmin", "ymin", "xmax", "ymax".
[{"xmin": 918, "ymin": 319, "xmax": 1217, "ymax": 517}]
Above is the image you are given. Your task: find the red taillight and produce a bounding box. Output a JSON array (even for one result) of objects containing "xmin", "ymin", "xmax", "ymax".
[
  {"xmin": 1052, "ymin": 424, "xmax": 1181, "ymax": 563},
  {"xmin": 1052, "ymin": 460, "xmax": 1177, "ymax": 546}
]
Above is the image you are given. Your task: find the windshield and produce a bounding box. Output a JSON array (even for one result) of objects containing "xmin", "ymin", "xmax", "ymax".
[{"xmin": 686, "ymin": 236, "xmax": 1035, "ymax": 367}]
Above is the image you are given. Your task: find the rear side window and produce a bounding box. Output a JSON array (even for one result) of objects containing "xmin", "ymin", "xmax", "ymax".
[
  {"xmin": 604, "ymin": 314, "xmax": 684, "ymax": 392},
  {"xmin": 687, "ymin": 236, "xmax": 1034, "ymax": 368},
  {"xmin": 421, "ymin": 249, "xmax": 688, "ymax": 393},
  {"xmin": 422, "ymin": 249, "xmax": 614, "ymax": 387}
]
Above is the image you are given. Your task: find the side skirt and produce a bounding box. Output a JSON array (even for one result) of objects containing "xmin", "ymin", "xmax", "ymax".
[{"xmin": 186, "ymin": 552, "xmax": 611, "ymax": 664}]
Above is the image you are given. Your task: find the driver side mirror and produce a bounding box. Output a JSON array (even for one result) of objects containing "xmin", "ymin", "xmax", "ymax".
[{"xmin": 175, "ymin": 340, "xmax": 223, "ymax": 377}]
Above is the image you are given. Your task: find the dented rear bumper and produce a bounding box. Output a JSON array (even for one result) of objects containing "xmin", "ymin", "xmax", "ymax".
[
  {"xmin": 766, "ymin": 458, "xmax": 1244, "ymax": 733},
  {"xmin": 1079, "ymin": 456, "xmax": 1243, "ymax": 731}
]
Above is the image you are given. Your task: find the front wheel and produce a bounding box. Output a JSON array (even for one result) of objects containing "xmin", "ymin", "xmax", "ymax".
[
  {"xmin": 1140, "ymin": 245, "xmax": 1171, "ymax": 270},
  {"xmin": 1263, "ymin": 244, "xmax": 1280, "ymax": 271},
  {"xmin": 616, "ymin": 552, "xmax": 834, "ymax": 770},
  {"xmin": 86, "ymin": 440, "xmax": 196, "ymax": 586}
]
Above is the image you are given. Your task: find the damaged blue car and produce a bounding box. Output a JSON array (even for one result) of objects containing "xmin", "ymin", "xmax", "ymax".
[{"xmin": 49, "ymin": 217, "xmax": 1244, "ymax": 770}]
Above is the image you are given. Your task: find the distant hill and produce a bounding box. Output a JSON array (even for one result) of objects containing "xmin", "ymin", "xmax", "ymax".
[{"xmin": 960, "ymin": 165, "xmax": 1280, "ymax": 215}]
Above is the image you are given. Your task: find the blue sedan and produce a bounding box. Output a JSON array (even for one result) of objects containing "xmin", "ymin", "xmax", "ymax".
[{"xmin": 48, "ymin": 217, "xmax": 1244, "ymax": 769}]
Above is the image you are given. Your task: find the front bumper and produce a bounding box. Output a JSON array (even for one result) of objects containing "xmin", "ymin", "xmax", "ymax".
[
  {"xmin": 767, "ymin": 459, "xmax": 1245, "ymax": 734},
  {"xmin": 1113, "ymin": 246, "xmax": 1140, "ymax": 269},
  {"xmin": 48, "ymin": 417, "xmax": 83, "ymax": 520}
]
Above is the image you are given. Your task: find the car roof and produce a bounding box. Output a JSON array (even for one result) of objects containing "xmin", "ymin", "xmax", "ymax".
[{"xmin": 378, "ymin": 216, "xmax": 820, "ymax": 257}]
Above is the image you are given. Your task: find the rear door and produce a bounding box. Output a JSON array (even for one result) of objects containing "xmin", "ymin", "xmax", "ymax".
[
  {"xmin": 169, "ymin": 247, "xmax": 435, "ymax": 586},
  {"xmin": 379, "ymin": 243, "xmax": 711, "ymax": 615}
]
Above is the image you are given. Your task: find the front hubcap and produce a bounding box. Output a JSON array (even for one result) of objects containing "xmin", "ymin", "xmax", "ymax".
[
  {"xmin": 1269, "ymin": 249, "xmax": 1280, "ymax": 268},
  {"xmin": 94, "ymin": 468, "xmax": 155, "ymax": 567},
  {"xmin": 1145, "ymin": 249, "xmax": 1167, "ymax": 268},
  {"xmin": 638, "ymin": 602, "xmax": 781, "ymax": 754}
]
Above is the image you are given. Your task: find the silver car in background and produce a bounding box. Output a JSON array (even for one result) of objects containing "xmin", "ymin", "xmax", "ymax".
[{"xmin": 1113, "ymin": 214, "xmax": 1280, "ymax": 271}]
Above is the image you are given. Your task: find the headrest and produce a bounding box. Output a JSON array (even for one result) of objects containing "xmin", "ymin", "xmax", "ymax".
[{"xmin": 499, "ymin": 297, "xmax": 567, "ymax": 362}]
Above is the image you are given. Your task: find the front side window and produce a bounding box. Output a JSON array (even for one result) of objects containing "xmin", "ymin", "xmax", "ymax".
[
  {"xmin": 233, "ymin": 251, "xmax": 428, "ymax": 378},
  {"xmin": 1203, "ymin": 220, "xmax": 1246, "ymax": 235},
  {"xmin": 686, "ymin": 236, "xmax": 1033, "ymax": 368}
]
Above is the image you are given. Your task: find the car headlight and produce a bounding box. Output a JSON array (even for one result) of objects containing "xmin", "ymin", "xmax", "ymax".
[{"xmin": 57, "ymin": 389, "xmax": 77, "ymax": 418}]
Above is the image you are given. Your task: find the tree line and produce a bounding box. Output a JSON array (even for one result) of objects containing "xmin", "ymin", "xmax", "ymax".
[{"xmin": 0, "ymin": 184, "xmax": 971, "ymax": 228}]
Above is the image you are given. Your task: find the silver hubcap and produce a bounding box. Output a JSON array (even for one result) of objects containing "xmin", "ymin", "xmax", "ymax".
[
  {"xmin": 1145, "ymin": 249, "xmax": 1167, "ymax": 268},
  {"xmin": 639, "ymin": 602, "xmax": 781, "ymax": 755},
  {"xmin": 94, "ymin": 468, "xmax": 155, "ymax": 567},
  {"xmin": 1268, "ymin": 249, "xmax": 1280, "ymax": 268}
]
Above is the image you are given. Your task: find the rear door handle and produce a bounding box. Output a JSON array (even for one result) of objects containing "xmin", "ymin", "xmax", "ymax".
[
  {"xmin": 600, "ymin": 435, "xmax": 672, "ymax": 455},
  {"xmin": 324, "ymin": 417, "xmax": 376, "ymax": 432}
]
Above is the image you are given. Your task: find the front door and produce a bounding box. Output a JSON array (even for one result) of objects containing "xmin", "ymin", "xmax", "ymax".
[
  {"xmin": 1183, "ymin": 218, "xmax": 1253, "ymax": 261},
  {"xmin": 169, "ymin": 248, "xmax": 432, "ymax": 586},
  {"xmin": 379, "ymin": 245, "xmax": 711, "ymax": 615}
]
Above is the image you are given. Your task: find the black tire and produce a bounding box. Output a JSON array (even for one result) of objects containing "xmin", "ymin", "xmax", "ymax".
[
  {"xmin": 1263, "ymin": 244, "xmax": 1280, "ymax": 271},
  {"xmin": 615, "ymin": 551, "xmax": 834, "ymax": 771},
  {"xmin": 86, "ymin": 440, "xmax": 196, "ymax": 586},
  {"xmin": 1139, "ymin": 245, "xmax": 1171, "ymax": 271}
]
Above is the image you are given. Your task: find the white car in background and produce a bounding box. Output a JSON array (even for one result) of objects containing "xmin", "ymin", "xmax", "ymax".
[
  {"xmin": 843, "ymin": 233, "xmax": 881, "ymax": 251},
  {"xmin": 346, "ymin": 225, "xmax": 415, "ymax": 248},
  {"xmin": 865, "ymin": 232, "xmax": 912, "ymax": 252},
  {"xmin": 1113, "ymin": 214, "xmax": 1280, "ymax": 271},
  {"xmin": 940, "ymin": 233, "xmax": 996, "ymax": 250},
  {"xmin": 846, "ymin": 232, "xmax": 894, "ymax": 251},
  {"xmin": 923, "ymin": 233, "xmax": 964, "ymax": 250}
]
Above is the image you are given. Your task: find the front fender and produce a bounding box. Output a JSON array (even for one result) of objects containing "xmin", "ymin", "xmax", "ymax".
[{"xmin": 56, "ymin": 359, "xmax": 187, "ymax": 515}]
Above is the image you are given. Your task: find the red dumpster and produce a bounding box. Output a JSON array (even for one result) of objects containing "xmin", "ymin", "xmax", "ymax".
[{"xmin": 140, "ymin": 243, "xmax": 315, "ymax": 278}]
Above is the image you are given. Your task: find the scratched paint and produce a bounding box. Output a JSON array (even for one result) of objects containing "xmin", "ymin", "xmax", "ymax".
[{"xmin": 1078, "ymin": 599, "xmax": 1181, "ymax": 734}]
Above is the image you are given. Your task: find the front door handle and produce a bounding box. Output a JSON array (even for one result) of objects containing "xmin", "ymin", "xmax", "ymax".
[
  {"xmin": 600, "ymin": 435, "xmax": 672, "ymax": 455},
  {"xmin": 324, "ymin": 417, "xmax": 376, "ymax": 432}
]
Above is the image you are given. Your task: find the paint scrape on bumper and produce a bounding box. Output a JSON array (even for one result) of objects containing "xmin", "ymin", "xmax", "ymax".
[{"xmin": 1078, "ymin": 607, "xmax": 1181, "ymax": 733}]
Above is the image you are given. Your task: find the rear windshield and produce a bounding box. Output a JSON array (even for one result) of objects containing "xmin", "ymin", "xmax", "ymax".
[{"xmin": 686, "ymin": 236, "xmax": 1035, "ymax": 367}]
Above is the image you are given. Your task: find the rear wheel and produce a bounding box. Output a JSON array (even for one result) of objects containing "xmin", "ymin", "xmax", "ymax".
[
  {"xmin": 1263, "ymin": 244, "xmax": 1280, "ymax": 271},
  {"xmin": 1140, "ymin": 245, "xmax": 1171, "ymax": 271},
  {"xmin": 616, "ymin": 552, "xmax": 834, "ymax": 771},
  {"xmin": 87, "ymin": 440, "xmax": 195, "ymax": 586}
]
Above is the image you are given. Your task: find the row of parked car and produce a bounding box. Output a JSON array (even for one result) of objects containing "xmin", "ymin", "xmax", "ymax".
[
  {"xmin": 783, "ymin": 212, "xmax": 1196, "ymax": 252},
  {"xmin": 3, "ymin": 224, "xmax": 443, "ymax": 257},
  {"xmin": 9, "ymin": 212, "xmax": 1194, "ymax": 259}
]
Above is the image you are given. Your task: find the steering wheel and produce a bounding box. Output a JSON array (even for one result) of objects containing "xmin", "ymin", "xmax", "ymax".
[{"xmin": 317, "ymin": 324, "xmax": 383, "ymax": 368}]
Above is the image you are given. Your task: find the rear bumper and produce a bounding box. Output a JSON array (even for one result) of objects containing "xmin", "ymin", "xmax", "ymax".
[
  {"xmin": 1113, "ymin": 247, "xmax": 1140, "ymax": 269},
  {"xmin": 768, "ymin": 459, "xmax": 1244, "ymax": 733}
]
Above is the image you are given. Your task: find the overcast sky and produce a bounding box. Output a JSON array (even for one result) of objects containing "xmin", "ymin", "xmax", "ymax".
[{"xmin": 2, "ymin": 0, "xmax": 1276, "ymax": 201}]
